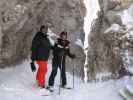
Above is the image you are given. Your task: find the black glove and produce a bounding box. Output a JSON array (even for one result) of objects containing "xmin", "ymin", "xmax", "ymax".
[
  {"xmin": 30, "ymin": 61, "xmax": 36, "ymax": 72},
  {"xmin": 71, "ymin": 54, "xmax": 76, "ymax": 59}
]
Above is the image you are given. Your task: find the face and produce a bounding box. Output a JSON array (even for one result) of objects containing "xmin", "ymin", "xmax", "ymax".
[
  {"xmin": 42, "ymin": 26, "xmax": 48, "ymax": 34},
  {"xmin": 62, "ymin": 34, "xmax": 67, "ymax": 40}
]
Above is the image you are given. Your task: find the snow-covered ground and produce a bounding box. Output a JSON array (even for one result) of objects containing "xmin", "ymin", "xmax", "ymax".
[{"xmin": 0, "ymin": 60, "xmax": 133, "ymax": 100}]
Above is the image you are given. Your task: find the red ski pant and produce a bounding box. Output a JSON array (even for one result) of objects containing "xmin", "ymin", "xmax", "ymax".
[{"xmin": 36, "ymin": 61, "xmax": 47, "ymax": 88}]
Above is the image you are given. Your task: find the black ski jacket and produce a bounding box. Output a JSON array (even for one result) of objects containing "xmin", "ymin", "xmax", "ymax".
[
  {"xmin": 31, "ymin": 32, "xmax": 51, "ymax": 61},
  {"xmin": 52, "ymin": 38, "xmax": 75, "ymax": 63}
]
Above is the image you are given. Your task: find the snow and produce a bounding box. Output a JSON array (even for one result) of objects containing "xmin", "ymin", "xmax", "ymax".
[
  {"xmin": 120, "ymin": 4, "xmax": 133, "ymax": 30},
  {"xmin": 84, "ymin": 49, "xmax": 88, "ymax": 83},
  {"xmin": 0, "ymin": 60, "xmax": 133, "ymax": 100},
  {"xmin": 122, "ymin": 49, "xmax": 133, "ymax": 73},
  {"xmin": 83, "ymin": 0, "xmax": 100, "ymax": 49},
  {"xmin": 84, "ymin": 66, "xmax": 88, "ymax": 83},
  {"xmin": 14, "ymin": 4, "xmax": 27, "ymax": 14},
  {"xmin": 83, "ymin": 0, "xmax": 100, "ymax": 83},
  {"xmin": 104, "ymin": 23, "xmax": 122, "ymax": 33},
  {"xmin": 95, "ymin": 72, "xmax": 112, "ymax": 82},
  {"xmin": 119, "ymin": 4, "xmax": 133, "ymax": 74},
  {"xmin": 75, "ymin": 39, "xmax": 84, "ymax": 49},
  {"xmin": 127, "ymin": 4, "xmax": 133, "ymax": 19}
]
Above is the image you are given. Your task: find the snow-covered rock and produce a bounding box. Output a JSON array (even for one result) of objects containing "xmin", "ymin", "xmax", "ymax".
[
  {"xmin": 75, "ymin": 39, "xmax": 84, "ymax": 49},
  {"xmin": 86, "ymin": 0, "xmax": 133, "ymax": 80},
  {"xmin": 104, "ymin": 23, "xmax": 123, "ymax": 33}
]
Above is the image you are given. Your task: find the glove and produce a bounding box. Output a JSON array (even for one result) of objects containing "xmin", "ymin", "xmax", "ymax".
[
  {"xmin": 31, "ymin": 52, "xmax": 36, "ymax": 61},
  {"xmin": 30, "ymin": 61, "xmax": 36, "ymax": 72}
]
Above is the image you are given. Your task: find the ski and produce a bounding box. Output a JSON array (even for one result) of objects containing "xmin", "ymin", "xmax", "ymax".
[
  {"xmin": 36, "ymin": 85, "xmax": 73, "ymax": 96},
  {"xmin": 41, "ymin": 94, "xmax": 52, "ymax": 96},
  {"xmin": 39, "ymin": 89, "xmax": 54, "ymax": 96},
  {"xmin": 46, "ymin": 87, "xmax": 54, "ymax": 92},
  {"xmin": 61, "ymin": 87, "xmax": 73, "ymax": 90}
]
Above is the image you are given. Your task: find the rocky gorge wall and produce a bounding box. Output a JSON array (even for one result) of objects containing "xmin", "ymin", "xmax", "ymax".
[
  {"xmin": 0, "ymin": 0, "xmax": 86, "ymax": 77},
  {"xmin": 86, "ymin": 0, "xmax": 133, "ymax": 80}
]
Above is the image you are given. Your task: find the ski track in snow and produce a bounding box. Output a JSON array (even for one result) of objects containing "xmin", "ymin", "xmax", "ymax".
[{"xmin": 0, "ymin": 60, "xmax": 133, "ymax": 100}]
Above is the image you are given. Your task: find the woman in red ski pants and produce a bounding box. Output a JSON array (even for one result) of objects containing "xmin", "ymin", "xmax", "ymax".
[{"xmin": 31, "ymin": 25, "xmax": 51, "ymax": 88}]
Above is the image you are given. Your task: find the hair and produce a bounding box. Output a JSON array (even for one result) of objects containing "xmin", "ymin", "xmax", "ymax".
[
  {"xmin": 40, "ymin": 25, "xmax": 48, "ymax": 32},
  {"xmin": 60, "ymin": 31, "xmax": 67, "ymax": 38}
]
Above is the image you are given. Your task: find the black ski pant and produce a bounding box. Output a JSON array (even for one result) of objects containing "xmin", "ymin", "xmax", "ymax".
[{"xmin": 48, "ymin": 59, "xmax": 67, "ymax": 87}]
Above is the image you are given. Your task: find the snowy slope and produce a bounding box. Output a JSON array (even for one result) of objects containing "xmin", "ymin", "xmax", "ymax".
[{"xmin": 0, "ymin": 60, "xmax": 133, "ymax": 100}]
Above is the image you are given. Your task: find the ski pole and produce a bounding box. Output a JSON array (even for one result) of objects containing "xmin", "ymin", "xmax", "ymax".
[{"xmin": 73, "ymin": 59, "xmax": 75, "ymax": 89}]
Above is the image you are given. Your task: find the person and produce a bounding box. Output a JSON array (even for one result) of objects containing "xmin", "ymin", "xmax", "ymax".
[
  {"xmin": 48, "ymin": 31, "xmax": 76, "ymax": 90},
  {"xmin": 31, "ymin": 25, "xmax": 51, "ymax": 89}
]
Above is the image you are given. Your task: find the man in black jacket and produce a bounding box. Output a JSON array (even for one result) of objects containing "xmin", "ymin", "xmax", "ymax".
[
  {"xmin": 31, "ymin": 25, "xmax": 51, "ymax": 88},
  {"xmin": 48, "ymin": 31, "xmax": 76, "ymax": 90}
]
